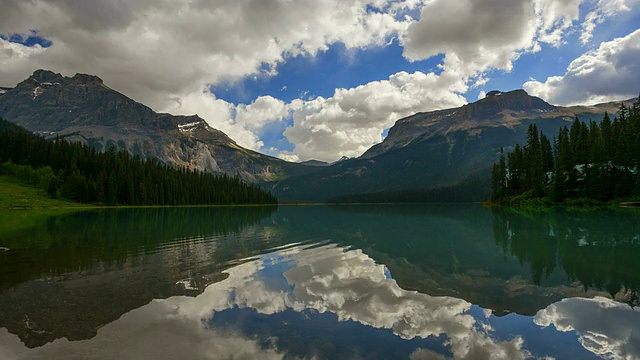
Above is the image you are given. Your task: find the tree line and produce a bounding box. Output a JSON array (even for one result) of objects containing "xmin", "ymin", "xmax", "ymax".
[
  {"xmin": 491, "ymin": 100, "xmax": 640, "ymax": 204},
  {"xmin": 329, "ymin": 174, "xmax": 490, "ymax": 203},
  {"xmin": 0, "ymin": 118, "xmax": 278, "ymax": 205}
]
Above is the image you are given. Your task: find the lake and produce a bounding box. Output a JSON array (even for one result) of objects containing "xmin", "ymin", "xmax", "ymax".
[{"xmin": 0, "ymin": 205, "xmax": 639, "ymax": 359}]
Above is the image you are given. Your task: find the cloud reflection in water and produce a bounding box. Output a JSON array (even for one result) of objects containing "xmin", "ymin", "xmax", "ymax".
[{"xmin": 1, "ymin": 243, "xmax": 637, "ymax": 359}]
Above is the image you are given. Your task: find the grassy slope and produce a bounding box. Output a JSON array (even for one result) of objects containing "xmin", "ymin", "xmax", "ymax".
[
  {"xmin": 0, "ymin": 176, "xmax": 87, "ymax": 249},
  {"xmin": 0, "ymin": 175, "xmax": 84, "ymax": 209}
]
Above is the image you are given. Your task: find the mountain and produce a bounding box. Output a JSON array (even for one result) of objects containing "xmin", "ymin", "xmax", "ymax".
[
  {"xmin": 2, "ymin": 72, "xmax": 633, "ymax": 203},
  {"xmin": 0, "ymin": 70, "xmax": 314, "ymax": 183},
  {"xmin": 269, "ymin": 90, "xmax": 634, "ymax": 202}
]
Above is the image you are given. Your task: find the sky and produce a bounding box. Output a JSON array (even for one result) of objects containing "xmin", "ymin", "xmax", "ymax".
[{"xmin": 1, "ymin": 0, "xmax": 639, "ymax": 163}]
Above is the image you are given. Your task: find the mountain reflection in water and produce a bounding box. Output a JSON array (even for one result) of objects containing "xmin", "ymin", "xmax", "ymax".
[{"xmin": 0, "ymin": 205, "xmax": 639, "ymax": 359}]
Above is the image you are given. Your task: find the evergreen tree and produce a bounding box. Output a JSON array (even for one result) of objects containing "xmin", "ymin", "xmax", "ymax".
[
  {"xmin": 490, "ymin": 102, "xmax": 640, "ymax": 203},
  {"xmin": 0, "ymin": 118, "xmax": 278, "ymax": 206}
]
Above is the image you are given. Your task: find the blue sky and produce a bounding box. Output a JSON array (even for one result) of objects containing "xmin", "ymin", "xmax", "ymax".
[
  {"xmin": 212, "ymin": 41, "xmax": 445, "ymax": 104},
  {"xmin": 1, "ymin": 0, "xmax": 639, "ymax": 162}
]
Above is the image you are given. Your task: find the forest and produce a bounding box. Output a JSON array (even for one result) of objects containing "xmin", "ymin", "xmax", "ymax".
[
  {"xmin": 0, "ymin": 118, "xmax": 278, "ymax": 205},
  {"xmin": 491, "ymin": 100, "xmax": 640, "ymax": 204},
  {"xmin": 329, "ymin": 175, "xmax": 490, "ymax": 203}
]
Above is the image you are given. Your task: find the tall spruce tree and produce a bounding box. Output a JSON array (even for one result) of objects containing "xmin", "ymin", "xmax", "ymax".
[{"xmin": 490, "ymin": 101, "xmax": 640, "ymax": 203}]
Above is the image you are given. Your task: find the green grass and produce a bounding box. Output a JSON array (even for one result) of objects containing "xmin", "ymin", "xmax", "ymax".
[
  {"xmin": 0, "ymin": 176, "xmax": 88, "ymax": 248},
  {"xmin": 0, "ymin": 175, "xmax": 86, "ymax": 209}
]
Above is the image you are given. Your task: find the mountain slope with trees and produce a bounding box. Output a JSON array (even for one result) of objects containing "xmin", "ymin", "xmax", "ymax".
[
  {"xmin": 0, "ymin": 70, "xmax": 316, "ymax": 183},
  {"xmin": 490, "ymin": 100, "xmax": 640, "ymax": 204},
  {"xmin": 0, "ymin": 118, "xmax": 277, "ymax": 206},
  {"xmin": 269, "ymin": 90, "xmax": 634, "ymax": 202}
]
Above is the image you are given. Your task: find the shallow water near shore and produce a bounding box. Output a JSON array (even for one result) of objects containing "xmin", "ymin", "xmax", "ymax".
[{"xmin": 0, "ymin": 204, "xmax": 639, "ymax": 359}]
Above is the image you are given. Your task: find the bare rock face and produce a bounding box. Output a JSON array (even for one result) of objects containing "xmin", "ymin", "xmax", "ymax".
[{"xmin": 0, "ymin": 70, "xmax": 310, "ymax": 183}]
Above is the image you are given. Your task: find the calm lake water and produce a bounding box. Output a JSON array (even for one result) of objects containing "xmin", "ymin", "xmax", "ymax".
[{"xmin": 0, "ymin": 205, "xmax": 639, "ymax": 359}]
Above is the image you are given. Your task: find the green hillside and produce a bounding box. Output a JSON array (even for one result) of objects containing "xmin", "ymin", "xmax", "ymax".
[{"xmin": 0, "ymin": 176, "xmax": 82, "ymax": 209}]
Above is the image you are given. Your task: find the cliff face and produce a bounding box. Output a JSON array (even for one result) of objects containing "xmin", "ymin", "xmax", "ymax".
[{"xmin": 0, "ymin": 70, "xmax": 311, "ymax": 183}]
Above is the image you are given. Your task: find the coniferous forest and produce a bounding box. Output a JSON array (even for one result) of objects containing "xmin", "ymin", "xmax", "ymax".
[
  {"xmin": 0, "ymin": 118, "xmax": 278, "ymax": 205},
  {"xmin": 491, "ymin": 100, "xmax": 640, "ymax": 204}
]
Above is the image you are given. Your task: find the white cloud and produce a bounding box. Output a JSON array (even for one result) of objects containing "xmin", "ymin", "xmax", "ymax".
[
  {"xmin": 0, "ymin": 37, "xmax": 48, "ymax": 61},
  {"xmin": 1, "ymin": 0, "xmax": 628, "ymax": 162},
  {"xmin": 162, "ymin": 90, "xmax": 267, "ymax": 150},
  {"xmin": 402, "ymin": 0, "xmax": 536, "ymax": 77},
  {"xmin": 276, "ymin": 152, "xmax": 302, "ymax": 163},
  {"xmin": 159, "ymin": 68, "xmax": 468, "ymax": 161},
  {"xmin": 524, "ymin": 29, "xmax": 640, "ymax": 105},
  {"xmin": 535, "ymin": 296, "xmax": 640, "ymax": 359},
  {"xmin": 534, "ymin": 0, "xmax": 583, "ymax": 46},
  {"xmin": 172, "ymin": 69, "xmax": 467, "ymax": 162},
  {"xmin": 581, "ymin": 0, "xmax": 633, "ymax": 44},
  {"xmin": 235, "ymin": 96, "xmax": 297, "ymax": 132},
  {"xmin": 273, "ymin": 0, "xmax": 600, "ymax": 162},
  {"xmin": 164, "ymin": 92, "xmax": 296, "ymax": 151},
  {"xmin": 400, "ymin": 0, "xmax": 585, "ymax": 79},
  {"xmin": 283, "ymin": 71, "xmax": 468, "ymax": 162},
  {"xmin": 0, "ymin": 0, "xmax": 414, "ymax": 150}
]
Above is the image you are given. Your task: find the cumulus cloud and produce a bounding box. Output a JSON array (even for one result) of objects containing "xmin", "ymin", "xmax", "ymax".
[
  {"xmin": 523, "ymin": 29, "xmax": 640, "ymax": 105},
  {"xmin": 0, "ymin": 0, "xmax": 411, "ymax": 94},
  {"xmin": 401, "ymin": 0, "xmax": 586, "ymax": 78},
  {"xmin": 535, "ymin": 296, "xmax": 640, "ymax": 359},
  {"xmin": 170, "ymin": 69, "xmax": 468, "ymax": 161},
  {"xmin": 0, "ymin": 0, "xmax": 412, "ymax": 151},
  {"xmin": 402, "ymin": 0, "xmax": 537, "ymax": 77},
  {"xmin": 534, "ymin": 0, "xmax": 583, "ymax": 45},
  {"xmin": 283, "ymin": 71, "xmax": 468, "ymax": 162},
  {"xmin": 0, "ymin": 0, "xmax": 630, "ymax": 161}
]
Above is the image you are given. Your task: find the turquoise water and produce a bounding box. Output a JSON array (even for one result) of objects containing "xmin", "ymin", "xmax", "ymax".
[{"xmin": 0, "ymin": 205, "xmax": 638, "ymax": 359}]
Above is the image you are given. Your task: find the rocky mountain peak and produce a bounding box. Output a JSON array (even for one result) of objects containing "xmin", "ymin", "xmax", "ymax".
[
  {"xmin": 361, "ymin": 89, "xmax": 559, "ymax": 159},
  {"xmin": 1, "ymin": 70, "xmax": 313, "ymax": 183},
  {"xmin": 460, "ymin": 89, "xmax": 554, "ymax": 119},
  {"xmin": 30, "ymin": 69, "xmax": 64, "ymax": 84},
  {"xmin": 71, "ymin": 73, "xmax": 104, "ymax": 85}
]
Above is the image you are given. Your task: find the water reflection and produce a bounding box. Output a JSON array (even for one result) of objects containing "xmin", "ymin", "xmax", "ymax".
[
  {"xmin": 1, "ymin": 204, "xmax": 640, "ymax": 359},
  {"xmin": 0, "ymin": 207, "xmax": 279, "ymax": 348},
  {"xmin": 0, "ymin": 206, "xmax": 278, "ymax": 290},
  {"xmin": 2, "ymin": 242, "xmax": 636, "ymax": 359},
  {"xmin": 274, "ymin": 205, "xmax": 640, "ymax": 315},
  {"xmin": 0, "ymin": 244, "xmax": 524, "ymax": 359},
  {"xmin": 535, "ymin": 297, "xmax": 640, "ymax": 359},
  {"xmin": 492, "ymin": 207, "xmax": 640, "ymax": 306}
]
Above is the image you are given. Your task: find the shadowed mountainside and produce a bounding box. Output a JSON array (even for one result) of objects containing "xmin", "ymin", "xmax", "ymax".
[
  {"xmin": 268, "ymin": 90, "xmax": 634, "ymax": 202},
  {"xmin": 0, "ymin": 70, "xmax": 316, "ymax": 183}
]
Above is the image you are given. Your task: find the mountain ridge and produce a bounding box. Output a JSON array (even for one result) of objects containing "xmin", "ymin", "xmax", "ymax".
[
  {"xmin": 1, "ymin": 70, "xmax": 635, "ymax": 202},
  {"xmin": 269, "ymin": 89, "xmax": 635, "ymax": 202},
  {"xmin": 0, "ymin": 70, "xmax": 315, "ymax": 183}
]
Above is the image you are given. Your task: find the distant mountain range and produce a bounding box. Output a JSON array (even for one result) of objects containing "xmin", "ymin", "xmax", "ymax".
[
  {"xmin": 0, "ymin": 70, "xmax": 635, "ymax": 202},
  {"xmin": 0, "ymin": 70, "xmax": 314, "ymax": 183}
]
